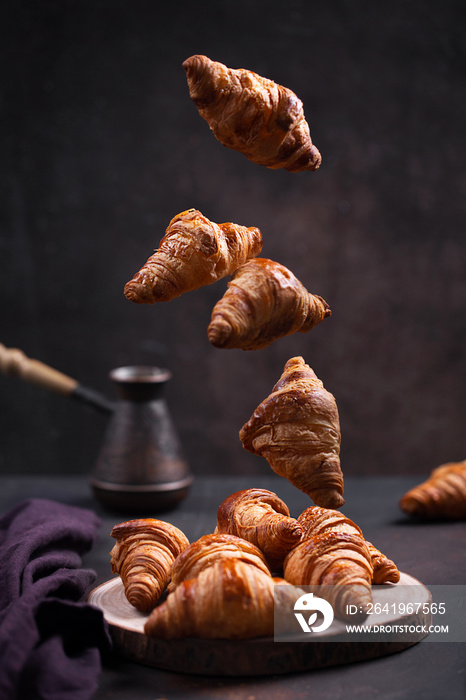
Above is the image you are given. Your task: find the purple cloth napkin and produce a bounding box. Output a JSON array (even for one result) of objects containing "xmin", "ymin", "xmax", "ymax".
[{"xmin": 0, "ymin": 498, "xmax": 111, "ymax": 700}]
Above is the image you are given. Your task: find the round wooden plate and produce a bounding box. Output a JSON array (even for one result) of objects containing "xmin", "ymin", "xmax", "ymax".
[{"xmin": 88, "ymin": 572, "xmax": 431, "ymax": 676}]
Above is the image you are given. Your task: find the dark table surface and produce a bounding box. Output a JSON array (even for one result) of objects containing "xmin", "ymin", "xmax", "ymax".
[{"xmin": 1, "ymin": 473, "xmax": 465, "ymax": 700}]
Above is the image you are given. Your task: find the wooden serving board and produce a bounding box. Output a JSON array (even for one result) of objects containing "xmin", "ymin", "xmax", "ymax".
[{"xmin": 88, "ymin": 572, "xmax": 431, "ymax": 676}]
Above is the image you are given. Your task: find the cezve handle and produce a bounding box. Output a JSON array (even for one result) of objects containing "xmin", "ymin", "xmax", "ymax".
[{"xmin": 0, "ymin": 343, "xmax": 114, "ymax": 414}]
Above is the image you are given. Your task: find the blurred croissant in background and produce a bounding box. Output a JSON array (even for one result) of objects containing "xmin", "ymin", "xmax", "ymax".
[
  {"xmin": 183, "ymin": 54, "xmax": 321, "ymax": 173},
  {"xmin": 208, "ymin": 258, "xmax": 330, "ymax": 351},
  {"xmin": 240, "ymin": 356, "xmax": 344, "ymax": 509},
  {"xmin": 400, "ymin": 460, "xmax": 466, "ymax": 520},
  {"xmin": 124, "ymin": 208, "xmax": 262, "ymax": 303}
]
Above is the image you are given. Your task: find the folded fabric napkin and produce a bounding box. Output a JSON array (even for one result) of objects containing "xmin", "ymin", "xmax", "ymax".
[{"xmin": 0, "ymin": 498, "xmax": 111, "ymax": 700}]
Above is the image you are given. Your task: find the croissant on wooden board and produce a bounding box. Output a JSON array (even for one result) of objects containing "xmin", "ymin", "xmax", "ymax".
[
  {"xmin": 167, "ymin": 532, "xmax": 271, "ymax": 592},
  {"xmin": 297, "ymin": 505, "xmax": 362, "ymax": 538},
  {"xmin": 399, "ymin": 460, "xmax": 466, "ymax": 520},
  {"xmin": 182, "ymin": 54, "xmax": 321, "ymax": 173},
  {"xmin": 110, "ymin": 518, "xmax": 189, "ymax": 612},
  {"xmin": 207, "ymin": 258, "xmax": 331, "ymax": 351},
  {"xmin": 145, "ymin": 558, "xmax": 301, "ymax": 639},
  {"xmin": 365, "ymin": 541, "xmax": 400, "ymax": 585},
  {"xmin": 298, "ymin": 506, "xmax": 400, "ymax": 585},
  {"xmin": 283, "ymin": 532, "xmax": 373, "ymax": 621},
  {"xmin": 124, "ymin": 208, "xmax": 262, "ymax": 304},
  {"xmin": 239, "ymin": 356, "xmax": 344, "ymax": 509},
  {"xmin": 215, "ymin": 488, "xmax": 303, "ymax": 572}
]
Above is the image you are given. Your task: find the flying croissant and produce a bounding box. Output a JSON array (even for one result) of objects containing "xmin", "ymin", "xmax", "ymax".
[
  {"xmin": 183, "ymin": 54, "xmax": 321, "ymax": 173},
  {"xmin": 124, "ymin": 208, "xmax": 262, "ymax": 303},
  {"xmin": 208, "ymin": 258, "xmax": 330, "ymax": 350},
  {"xmin": 240, "ymin": 356, "xmax": 344, "ymax": 509}
]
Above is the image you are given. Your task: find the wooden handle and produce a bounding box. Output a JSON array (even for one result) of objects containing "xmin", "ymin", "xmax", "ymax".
[{"xmin": 0, "ymin": 343, "xmax": 78, "ymax": 397}]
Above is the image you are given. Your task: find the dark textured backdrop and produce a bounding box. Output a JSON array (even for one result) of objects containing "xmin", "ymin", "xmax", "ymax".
[{"xmin": 1, "ymin": 0, "xmax": 465, "ymax": 481}]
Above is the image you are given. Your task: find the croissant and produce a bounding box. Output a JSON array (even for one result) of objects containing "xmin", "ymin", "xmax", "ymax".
[
  {"xmin": 399, "ymin": 460, "xmax": 466, "ymax": 520},
  {"xmin": 110, "ymin": 518, "xmax": 189, "ymax": 612},
  {"xmin": 124, "ymin": 208, "xmax": 262, "ymax": 304},
  {"xmin": 298, "ymin": 506, "xmax": 363, "ymax": 539},
  {"xmin": 183, "ymin": 55, "xmax": 321, "ymax": 173},
  {"xmin": 283, "ymin": 532, "xmax": 373, "ymax": 621},
  {"xmin": 167, "ymin": 533, "xmax": 270, "ymax": 592},
  {"xmin": 215, "ymin": 488, "xmax": 303, "ymax": 571},
  {"xmin": 207, "ymin": 258, "xmax": 331, "ymax": 351},
  {"xmin": 365, "ymin": 541, "xmax": 400, "ymax": 585},
  {"xmin": 298, "ymin": 506, "xmax": 400, "ymax": 584},
  {"xmin": 145, "ymin": 559, "xmax": 301, "ymax": 639},
  {"xmin": 239, "ymin": 357, "xmax": 344, "ymax": 509}
]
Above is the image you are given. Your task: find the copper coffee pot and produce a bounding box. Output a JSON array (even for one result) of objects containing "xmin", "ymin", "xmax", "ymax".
[{"xmin": 0, "ymin": 343, "xmax": 192, "ymax": 513}]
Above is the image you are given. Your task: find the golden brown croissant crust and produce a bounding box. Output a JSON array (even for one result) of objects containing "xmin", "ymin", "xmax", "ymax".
[
  {"xmin": 239, "ymin": 357, "xmax": 344, "ymax": 509},
  {"xmin": 145, "ymin": 559, "xmax": 277, "ymax": 639},
  {"xmin": 399, "ymin": 460, "xmax": 466, "ymax": 520},
  {"xmin": 168, "ymin": 533, "xmax": 270, "ymax": 592},
  {"xmin": 183, "ymin": 55, "xmax": 321, "ymax": 173},
  {"xmin": 208, "ymin": 258, "xmax": 331, "ymax": 351},
  {"xmin": 298, "ymin": 506, "xmax": 363, "ymax": 539},
  {"xmin": 365, "ymin": 541, "xmax": 400, "ymax": 585},
  {"xmin": 283, "ymin": 532, "xmax": 373, "ymax": 621},
  {"xmin": 110, "ymin": 518, "xmax": 189, "ymax": 612},
  {"xmin": 124, "ymin": 208, "xmax": 262, "ymax": 304},
  {"xmin": 298, "ymin": 506, "xmax": 400, "ymax": 585},
  {"xmin": 216, "ymin": 488, "xmax": 303, "ymax": 571}
]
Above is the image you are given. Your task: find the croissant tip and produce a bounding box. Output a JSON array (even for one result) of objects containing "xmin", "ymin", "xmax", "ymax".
[
  {"xmin": 131, "ymin": 598, "xmax": 153, "ymax": 614},
  {"xmin": 124, "ymin": 283, "xmax": 143, "ymax": 303},
  {"xmin": 207, "ymin": 318, "xmax": 233, "ymax": 348},
  {"xmin": 399, "ymin": 496, "xmax": 422, "ymax": 516},
  {"xmin": 182, "ymin": 57, "xmax": 193, "ymax": 72},
  {"xmin": 182, "ymin": 54, "xmax": 205, "ymax": 75},
  {"xmin": 387, "ymin": 570, "xmax": 401, "ymax": 584},
  {"xmin": 309, "ymin": 146, "xmax": 323, "ymax": 170},
  {"xmin": 286, "ymin": 146, "xmax": 322, "ymax": 173},
  {"xmin": 286, "ymin": 523, "xmax": 304, "ymax": 544},
  {"xmin": 124, "ymin": 277, "xmax": 161, "ymax": 304},
  {"xmin": 313, "ymin": 493, "xmax": 345, "ymax": 509}
]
